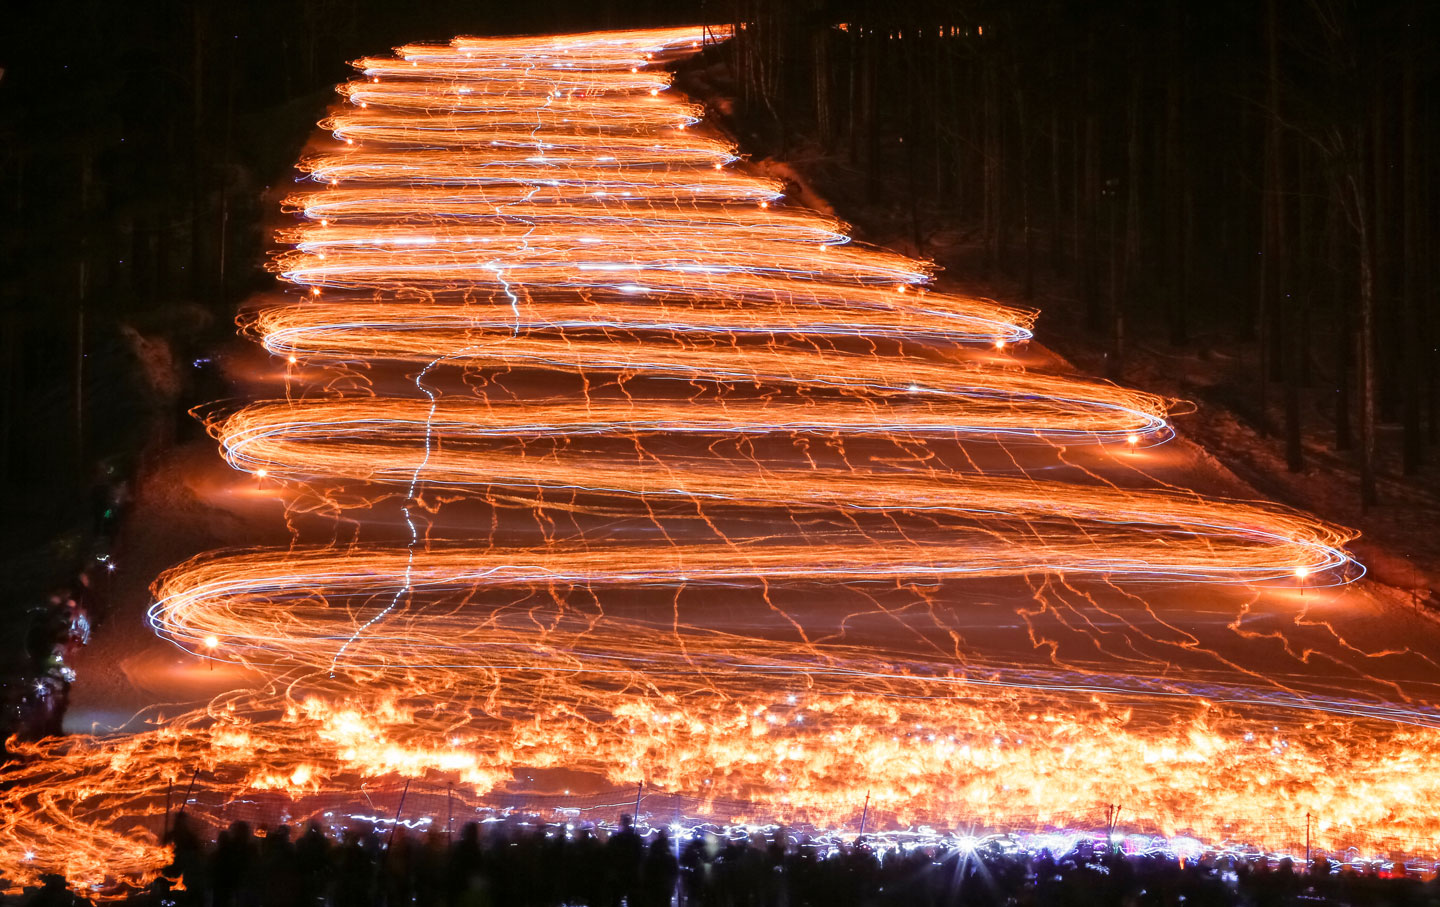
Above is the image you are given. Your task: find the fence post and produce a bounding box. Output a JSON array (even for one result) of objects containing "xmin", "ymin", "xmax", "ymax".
[
  {"xmin": 176, "ymin": 768, "xmax": 201, "ymax": 822},
  {"xmin": 1305, "ymin": 812, "xmax": 1312, "ymax": 868}
]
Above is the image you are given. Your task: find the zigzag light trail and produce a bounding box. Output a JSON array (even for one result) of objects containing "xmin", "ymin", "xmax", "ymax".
[{"xmin": 5, "ymin": 25, "xmax": 1440, "ymax": 897}]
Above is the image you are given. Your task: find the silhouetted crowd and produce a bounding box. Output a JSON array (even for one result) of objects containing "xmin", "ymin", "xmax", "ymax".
[
  {"xmin": 18, "ymin": 810, "xmax": 1440, "ymax": 907},
  {"xmin": 1, "ymin": 462, "xmax": 127, "ymax": 755}
]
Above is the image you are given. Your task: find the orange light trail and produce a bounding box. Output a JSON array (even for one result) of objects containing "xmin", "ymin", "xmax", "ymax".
[{"xmin": 6, "ymin": 25, "xmax": 1440, "ymax": 898}]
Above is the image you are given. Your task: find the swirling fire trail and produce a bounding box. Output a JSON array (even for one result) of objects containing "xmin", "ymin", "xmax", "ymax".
[{"xmin": 4, "ymin": 25, "xmax": 1440, "ymax": 897}]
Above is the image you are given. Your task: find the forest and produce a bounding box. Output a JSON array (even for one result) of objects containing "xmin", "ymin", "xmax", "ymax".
[{"xmin": 718, "ymin": 0, "xmax": 1438, "ymax": 509}]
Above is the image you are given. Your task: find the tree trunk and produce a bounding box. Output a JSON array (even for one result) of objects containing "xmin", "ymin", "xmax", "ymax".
[
  {"xmin": 1401, "ymin": 57, "xmax": 1422, "ymax": 473},
  {"xmin": 1267, "ymin": 0, "xmax": 1301, "ymax": 471},
  {"xmin": 1050, "ymin": 95, "xmax": 1063, "ymax": 272},
  {"xmin": 1330, "ymin": 192, "xmax": 1352, "ymax": 452},
  {"xmin": 190, "ymin": 3, "xmax": 207, "ymax": 298},
  {"xmin": 865, "ymin": 28, "xmax": 882, "ymax": 201},
  {"xmin": 75, "ymin": 153, "xmax": 91, "ymax": 479},
  {"xmin": 1112, "ymin": 70, "xmax": 1142, "ymax": 372},
  {"xmin": 814, "ymin": 25, "xmax": 831, "ymax": 149},
  {"xmin": 1080, "ymin": 37, "xmax": 1100, "ymax": 330},
  {"xmin": 1351, "ymin": 164, "xmax": 1379, "ymax": 508},
  {"xmin": 1164, "ymin": 0, "xmax": 1189, "ymax": 345},
  {"xmin": 1019, "ymin": 85, "xmax": 1034, "ymax": 300}
]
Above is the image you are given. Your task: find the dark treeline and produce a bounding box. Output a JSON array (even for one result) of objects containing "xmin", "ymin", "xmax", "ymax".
[
  {"xmin": 715, "ymin": 0, "xmax": 1439, "ymax": 505},
  {"xmin": 19, "ymin": 813, "xmax": 1437, "ymax": 907}
]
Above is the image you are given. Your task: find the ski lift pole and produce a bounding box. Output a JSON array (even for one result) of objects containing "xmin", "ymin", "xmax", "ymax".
[
  {"xmin": 386, "ymin": 779, "xmax": 411, "ymax": 851},
  {"xmin": 162, "ymin": 778, "xmax": 174, "ymax": 841},
  {"xmin": 176, "ymin": 768, "xmax": 201, "ymax": 820}
]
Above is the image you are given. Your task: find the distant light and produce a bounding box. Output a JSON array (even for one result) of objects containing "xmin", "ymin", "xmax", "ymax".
[
  {"xmin": 995, "ymin": 340, "xmax": 1006, "ymax": 351},
  {"xmin": 255, "ymin": 468, "xmax": 269, "ymax": 478},
  {"xmin": 1126, "ymin": 434, "xmax": 1140, "ymax": 446},
  {"xmin": 288, "ymin": 355, "xmax": 298, "ymax": 364},
  {"xmin": 1294, "ymin": 567, "xmax": 1311, "ymax": 579},
  {"xmin": 204, "ymin": 635, "xmax": 219, "ymax": 650}
]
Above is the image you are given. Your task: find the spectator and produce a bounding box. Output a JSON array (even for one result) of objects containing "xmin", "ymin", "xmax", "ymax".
[
  {"xmin": 209, "ymin": 821, "xmax": 258, "ymax": 907},
  {"xmin": 606, "ymin": 814, "xmax": 643, "ymax": 907},
  {"xmin": 641, "ymin": 829, "xmax": 680, "ymax": 907},
  {"xmin": 44, "ymin": 811, "xmax": 1440, "ymax": 907}
]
